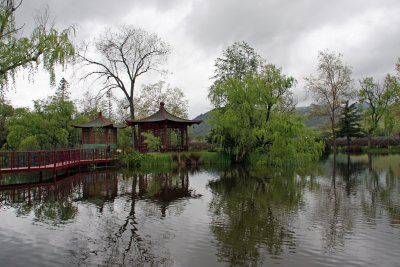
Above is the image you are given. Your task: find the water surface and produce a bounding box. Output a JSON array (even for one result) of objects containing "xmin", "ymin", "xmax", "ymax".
[{"xmin": 0, "ymin": 154, "xmax": 399, "ymax": 266}]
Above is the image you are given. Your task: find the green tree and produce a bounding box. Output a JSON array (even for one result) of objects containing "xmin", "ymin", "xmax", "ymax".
[
  {"xmin": 305, "ymin": 50, "xmax": 355, "ymax": 154},
  {"xmin": 6, "ymin": 107, "xmax": 48, "ymax": 149},
  {"xmin": 212, "ymin": 41, "xmax": 262, "ymax": 81},
  {"xmin": 359, "ymin": 75, "xmax": 399, "ymax": 148},
  {"xmin": 6, "ymin": 96, "xmax": 78, "ymax": 150},
  {"xmin": 337, "ymin": 101, "xmax": 363, "ymax": 146},
  {"xmin": 141, "ymin": 132, "xmax": 161, "ymax": 152},
  {"xmin": 209, "ymin": 41, "xmax": 263, "ymax": 107},
  {"xmin": 0, "ymin": 0, "xmax": 75, "ymax": 90},
  {"xmin": 0, "ymin": 96, "xmax": 13, "ymax": 147},
  {"xmin": 209, "ymin": 60, "xmax": 323, "ymax": 164}
]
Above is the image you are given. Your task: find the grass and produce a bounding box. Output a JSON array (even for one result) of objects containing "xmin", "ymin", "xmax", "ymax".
[
  {"xmin": 335, "ymin": 145, "xmax": 400, "ymax": 155},
  {"xmin": 117, "ymin": 150, "xmax": 230, "ymax": 168},
  {"xmin": 140, "ymin": 153, "xmax": 173, "ymax": 167},
  {"xmin": 361, "ymin": 146, "xmax": 400, "ymax": 154}
]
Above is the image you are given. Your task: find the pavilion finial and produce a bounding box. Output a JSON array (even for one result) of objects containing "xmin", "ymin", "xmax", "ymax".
[{"xmin": 160, "ymin": 102, "xmax": 165, "ymax": 109}]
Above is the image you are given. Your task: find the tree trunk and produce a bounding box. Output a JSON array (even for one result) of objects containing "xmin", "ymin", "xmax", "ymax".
[
  {"xmin": 129, "ymin": 101, "xmax": 138, "ymax": 150},
  {"xmin": 332, "ymin": 152, "xmax": 337, "ymax": 190},
  {"xmin": 367, "ymin": 131, "xmax": 372, "ymax": 149},
  {"xmin": 368, "ymin": 153, "xmax": 372, "ymax": 172},
  {"xmin": 331, "ymin": 118, "xmax": 337, "ymax": 156},
  {"xmin": 332, "ymin": 134, "xmax": 337, "ymax": 156}
]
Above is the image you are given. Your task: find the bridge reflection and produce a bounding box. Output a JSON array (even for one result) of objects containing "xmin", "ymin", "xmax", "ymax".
[{"xmin": 0, "ymin": 168, "xmax": 200, "ymax": 218}]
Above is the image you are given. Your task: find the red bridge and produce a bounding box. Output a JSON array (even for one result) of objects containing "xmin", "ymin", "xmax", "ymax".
[{"xmin": 0, "ymin": 148, "xmax": 116, "ymax": 176}]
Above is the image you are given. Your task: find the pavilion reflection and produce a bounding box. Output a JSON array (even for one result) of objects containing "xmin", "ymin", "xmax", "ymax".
[
  {"xmin": 0, "ymin": 167, "xmax": 200, "ymax": 221},
  {"xmin": 130, "ymin": 167, "xmax": 200, "ymax": 217}
]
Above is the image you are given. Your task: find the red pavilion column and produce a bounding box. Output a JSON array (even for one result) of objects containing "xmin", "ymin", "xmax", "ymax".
[
  {"xmin": 163, "ymin": 122, "xmax": 168, "ymax": 152},
  {"xmin": 185, "ymin": 127, "xmax": 188, "ymax": 151}
]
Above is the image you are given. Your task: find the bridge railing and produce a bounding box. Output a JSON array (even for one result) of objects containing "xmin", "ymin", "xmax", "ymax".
[{"xmin": 0, "ymin": 148, "xmax": 116, "ymax": 171}]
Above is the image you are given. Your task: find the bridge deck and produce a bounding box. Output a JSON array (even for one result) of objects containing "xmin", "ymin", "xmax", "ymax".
[{"xmin": 0, "ymin": 148, "xmax": 115, "ymax": 175}]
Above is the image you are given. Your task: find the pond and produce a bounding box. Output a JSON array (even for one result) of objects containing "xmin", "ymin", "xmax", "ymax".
[{"xmin": 0, "ymin": 154, "xmax": 399, "ymax": 266}]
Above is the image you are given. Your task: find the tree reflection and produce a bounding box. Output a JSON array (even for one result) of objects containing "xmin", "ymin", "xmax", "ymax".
[
  {"xmin": 310, "ymin": 154, "xmax": 361, "ymax": 251},
  {"xmin": 361, "ymin": 154, "xmax": 400, "ymax": 227},
  {"xmin": 335, "ymin": 153, "xmax": 369, "ymax": 195},
  {"xmin": 102, "ymin": 167, "xmax": 200, "ymax": 266},
  {"xmin": 313, "ymin": 153, "xmax": 400, "ymax": 252},
  {"xmin": 0, "ymin": 171, "xmax": 118, "ymax": 224},
  {"xmin": 207, "ymin": 165, "xmax": 320, "ymax": 265}
]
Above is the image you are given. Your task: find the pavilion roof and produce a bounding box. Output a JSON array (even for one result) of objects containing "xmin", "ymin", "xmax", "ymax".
[
  {"xmin": 72, "ymin": 112, "xmax": 124, "ymax": 128},
  {"xmin": 126, "ymin": 102, "xmax": 202, "ymax": 125}
]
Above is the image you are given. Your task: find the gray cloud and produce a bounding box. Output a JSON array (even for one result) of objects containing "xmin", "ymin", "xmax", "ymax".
[{"xmin": 9, "ymin": 0, "xmax": 400, "ymax": 116}]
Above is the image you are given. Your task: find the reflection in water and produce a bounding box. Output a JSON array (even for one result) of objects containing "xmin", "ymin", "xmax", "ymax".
[
  {"xmin": 105, "ymin": 168, "xmax": 200, "ymax": 266},
  {"xmin": 0, "ymin": 155, "xmax": 399, "ymax": 266},
  {"xmin": 207, "ymin": 165, "xmax": 321, "ymax": 265},
  {"xmin": 361, "ymin": 154, "xmax": 400, "ymax": 227},
  {"xmin": 136, "ymin": 169, "xmax": 201, "ymax": 217},
  {"xmin": 0, "ymin": 168, "xmax": 200, "ymax": 266},
  {"xmin": 0, "ymin": 171, "xmax": 118, "ymax": 223}
]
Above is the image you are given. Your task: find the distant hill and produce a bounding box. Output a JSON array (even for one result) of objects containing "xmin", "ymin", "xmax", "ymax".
[
  {"xmin": 188, "ymin": 106, "xmax": 330, "ymax": 140},
  {"xmin": 296, "ymin": 106, "xmax": 329, "ymax": 128},
  {"xmin": 189, "ymin": 111, "xmax": 212, "ymax": 140}
]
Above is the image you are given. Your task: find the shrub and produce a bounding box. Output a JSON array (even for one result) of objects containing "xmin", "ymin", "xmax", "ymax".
[{"xmin": 142, "ymin": 132, "xmax": 161, "ymax": 152}]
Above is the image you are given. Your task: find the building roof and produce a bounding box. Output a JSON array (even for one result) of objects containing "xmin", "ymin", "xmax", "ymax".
[
  {"xmin": 72, "ymin": 112, "xmax": 124, "ymax": 128},
  {"xmin": 126, "ymin": 102, "xmax": 202, "ymax": 125}
]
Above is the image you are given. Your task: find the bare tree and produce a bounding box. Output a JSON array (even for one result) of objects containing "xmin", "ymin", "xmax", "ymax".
[
  {"xmin": 78, "ymin": 25, "xmax": 170, "ymax": 148},
  {"xmin": 135, "ymin": 81, "xmax": 188, "ymax": 119},
  {"xmin": 305, "ymin": 50, "xmax": 354, "ymax": 154}
]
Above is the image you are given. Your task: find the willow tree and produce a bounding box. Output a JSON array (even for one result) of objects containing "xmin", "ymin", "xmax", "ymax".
[
  {"xmin": 78, "ymin": 25, "xmax": 170, "ymax": 148},
  {"xmin": 305, "ymin": 50, "xmax": 354, "ymax": 154},
  {"xmin": 209, "ymin": 43, "xmax": 323, "ymax": 164},
  {"xmin": 0, "ymin": 0, "xmax": 75, "ymax": 90}
]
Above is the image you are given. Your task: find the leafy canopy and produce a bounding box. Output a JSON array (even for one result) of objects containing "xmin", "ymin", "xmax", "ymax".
[
  {"xmin": 359, "ymin": 75, "xmax": 399, "ymax": 137},
  {"xmin": 5, "ymin": 87, "xmax": 79, "ymax": 150},
  {"xmin": 209, "ymin": 42, "xmax": 323, "ymax": 165},
  {"xmin": 0, "ymin": 0, "xmax": 75, "ymax": 90}
]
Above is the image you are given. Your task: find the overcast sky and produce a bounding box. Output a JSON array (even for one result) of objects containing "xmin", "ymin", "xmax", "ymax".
[{"xmin": 10, "ymin": 0, "xmax": 400, "ymax": 118}]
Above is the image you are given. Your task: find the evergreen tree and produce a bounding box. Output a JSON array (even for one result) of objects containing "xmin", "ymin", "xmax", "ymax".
[
  {"xmin": 337, "ymin": 101, "xmax": 363, "ymax": 145},
  {"xmin": 55, "ymin": 77, "xmax": 70, "ymax": 101}
]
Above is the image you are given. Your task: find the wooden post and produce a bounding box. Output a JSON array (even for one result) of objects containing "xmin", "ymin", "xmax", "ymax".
[
  {"xmin": 180, "ymin": 127, "xmax": 185, "ymax": 151},
  {"xmin": 53, "ymin": 150, "xmax": 57, "ymax": 178},
  {"xmin": 163, "ymin": 123, "xmax": 168, "ymax": 152},
  {"xmin": 106, "ymin": 128, "xmax": 109, "ymax": 146},
  {"xmin": 138, "ymin": 125, "xmax": 142, "ymax": 151},
  {"xmin": 185, "ymin": 127, "xmax": 189, "ymax": 151}
]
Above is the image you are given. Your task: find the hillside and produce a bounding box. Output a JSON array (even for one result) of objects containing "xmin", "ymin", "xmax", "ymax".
[
  {"xmin": 189, "ymin": 111, "xmax": 212, "ymax": 140},
  {"xmin": 296, "ymin": 106, "xmax": 329, "ymax": 128},
  {"xmin": 189, "ymin": 106, "xmax": 329, "ymax": 140}
]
